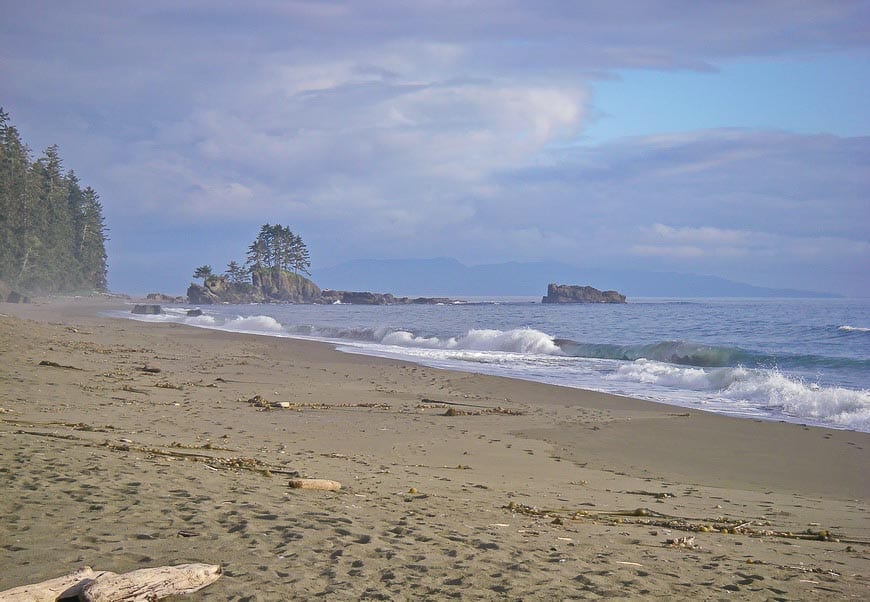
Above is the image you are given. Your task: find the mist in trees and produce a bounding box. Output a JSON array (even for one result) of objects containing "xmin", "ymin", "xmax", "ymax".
[{"xmin": 0, "ymin": 108, "xmax": 109, "ymax": 293}]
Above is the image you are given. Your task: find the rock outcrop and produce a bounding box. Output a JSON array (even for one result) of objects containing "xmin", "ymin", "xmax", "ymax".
[
  {"xmin": 541, "ymin": 283, "xmax": 626, "ymax": 304},
  {"xmin": 132, "ymin": 304, "xmax": 163, "ymax": 314},
  {"xmin": 187, "ymin": 270, "xmax": 322, "ymax": 305},
  {"xmin": 319, "ymin": 290, "xmax": 455, "ymax": 305},
  {"xmin": 147, "ymin": 292, "xmax": 186, "ymax": 303},
  {"xmin": 185, "ymin": 268, "xmax": 457, "ymax": 305}
]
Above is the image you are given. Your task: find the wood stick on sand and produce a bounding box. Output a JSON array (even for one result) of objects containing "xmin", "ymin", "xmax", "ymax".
[{"xmin": 288, "ymin": 478, "xmax": 342, "ymax": 491}]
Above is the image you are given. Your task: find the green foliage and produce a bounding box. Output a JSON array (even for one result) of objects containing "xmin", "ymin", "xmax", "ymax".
[
  {"xmin": 224, "ymin": 260, "xmax": 249, "ymax": 285},
  {"xmin": 245, "ymin": 223, "xmax": 311, "ymax": 275},
  {"xmin": 0, "ymin": 108, "xmax": 109, "ymax": 293},
  {"xmin": 193, "ymin": 265, "xmax": 213, "ymax": 282},
  {"xmin": 195, "ymin": 223, "xmax": 312, "ymax": 292}
]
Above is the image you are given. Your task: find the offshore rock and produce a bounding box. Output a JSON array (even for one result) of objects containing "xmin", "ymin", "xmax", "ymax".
[
  {"xmin": 319, "ymin": 290, "xmax": 456, "ymax": 305},
  {"xmin": 541, "ymin": 283, "xmax": 626, "ymax": 304},
  {"xmin": 132, "ymin": 304, "xmax": 162, "ymax": 314},
  {"xmin": 147, "ymin": 292, "xmax": 186, "ymax": 303},
  {"xmin": 187, "ymin": 270, "xmax": 322, "ymax": 304}
]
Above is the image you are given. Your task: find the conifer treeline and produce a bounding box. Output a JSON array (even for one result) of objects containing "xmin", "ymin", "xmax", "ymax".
[{"xmin": 0, "ymin": 108, "xmax": 108, "ymax": 293}]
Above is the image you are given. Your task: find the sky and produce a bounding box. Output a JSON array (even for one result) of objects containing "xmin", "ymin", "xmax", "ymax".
[{"xmin": 2, "ymin": 1, "xmax": 869, "ymax": 296}]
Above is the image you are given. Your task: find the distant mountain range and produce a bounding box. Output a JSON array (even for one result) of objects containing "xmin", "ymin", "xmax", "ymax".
[{"xmin": 311, "ymin": 258, "xmax": 840, "ymax": 299}]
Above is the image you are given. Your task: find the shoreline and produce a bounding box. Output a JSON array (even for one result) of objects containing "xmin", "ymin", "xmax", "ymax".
[
  {"xmin": 1, "ymin": 296, "xmax": 868, "ymax": 598},
  {"xmin": 120, "ymin": 298, "xmax": 870, "ymax": 435}
]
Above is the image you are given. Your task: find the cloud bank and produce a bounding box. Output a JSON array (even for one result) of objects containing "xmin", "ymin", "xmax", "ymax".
[{"xmin": 2, "ymin": 1, "xmax": 868, "ymax": 294}]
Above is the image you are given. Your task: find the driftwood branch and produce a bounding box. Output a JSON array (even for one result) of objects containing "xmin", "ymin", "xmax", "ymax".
[
  {"xmin": 0, "ymin": 563, "xmax": 221, "ymax": 602},
  {"xmin": 0, "ymin": 566, "xmax": 113, "ymax": 601},
  {"xmin": 288, "ymin": 478, "xmax": 342, "ymax": 491},
  {"xmin": 80, "ymin": 563, "xmax": 222, "ymax": 601}
]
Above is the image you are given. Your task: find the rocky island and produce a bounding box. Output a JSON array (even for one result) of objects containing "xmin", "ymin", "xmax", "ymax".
[
  {"xmin": 185, "ymin": 269, "xmax": 456, "ymax": 306},
  {"xmin": 541, "ymin": 283, "xmax": 626, "ymax": 304}
]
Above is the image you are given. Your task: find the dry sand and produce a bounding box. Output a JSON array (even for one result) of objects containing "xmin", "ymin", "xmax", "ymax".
[{"xmin": 1, "ymin": 297, "xmax": 868, "ymax": 600}]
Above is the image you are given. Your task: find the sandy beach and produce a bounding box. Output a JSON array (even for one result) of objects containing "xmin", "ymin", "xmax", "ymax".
[{"xmin": 1, "ymin": 297, "xmax": 868, "ymax": 600}]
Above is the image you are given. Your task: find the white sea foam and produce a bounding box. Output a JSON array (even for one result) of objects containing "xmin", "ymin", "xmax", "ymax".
[
  {"xmin": 839, "ymin": 325, "xmax": 870, "ymax": 332},
  {"xmin": 379, "ymin": 328, "xmax": 561, "ymax": 355},
  {"xmin": 222, "ymin": 315, "xmax": 285, "ymax": 334},
  {"xmin": 610, "ymin": 359, "xmax": 870, "ymax": 430}
]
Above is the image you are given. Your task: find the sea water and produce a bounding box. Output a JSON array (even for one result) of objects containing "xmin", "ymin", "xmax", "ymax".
[{"xmin": 121, "ymin": 297, "xmax": 870, "ymax": 432}]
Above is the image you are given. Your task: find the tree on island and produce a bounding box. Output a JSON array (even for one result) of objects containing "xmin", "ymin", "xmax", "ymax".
[
  {"xmin": 193, "ymin": 265, "xmax": 213, "ymax": 283},
  {"xmin": 245, "ymin": 223, "xmax": 311, "ymax": 276},
  {"xmin": 224, "ymin": 260, "xmax": 249, "ymax": 285},
  {"xmin": 0, "ymin": 108, "xmax": 109, "ymax": 293}
]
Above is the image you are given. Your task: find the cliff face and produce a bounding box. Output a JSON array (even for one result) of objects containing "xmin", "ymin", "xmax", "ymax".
[
  {"xmin": 251, "ymin": 269, "xmax": 322, "ymax": 303},
  {"xmin": 187, "ymin": 270, "xmax": 322, "ymax": 305},
  {"xmin": 541, "ymin": 283, "xmax": 626, "ymax": 304}
]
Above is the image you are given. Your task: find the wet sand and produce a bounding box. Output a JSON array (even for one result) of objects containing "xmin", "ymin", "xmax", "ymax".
[{"xmin": 1, "ymin": 297, "xmax": 868, "ymax": 599}]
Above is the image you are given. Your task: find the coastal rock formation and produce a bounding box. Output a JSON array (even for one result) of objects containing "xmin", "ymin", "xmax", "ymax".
[
  {"xmin": 541, "ymin": 283, "xmax": 626, "ymax": 304},
  {"xmin": 252, "ymin": 268, "xmax": 322, "ymax": 303},
  {"xmin": 187, "ymin": 270, "xmax": 322, "ymax": 305},
  {"xmin": 132, "ymin": 304, "xmax": 163, "ymax": 314},
  {"xmin": 319, "ymin": 290, "xmax": 455, "ymax": 305},
  {"xmin": 186, "ymin": 268, "xmax": 455, "ymax": 305},
  {"xmin": 147, "ymin": 292, "xmax": 186, "ymax": 303}
]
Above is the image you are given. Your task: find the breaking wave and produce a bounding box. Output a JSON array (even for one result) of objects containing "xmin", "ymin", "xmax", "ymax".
[
  {"xmin": 839, "ymin": 325, "xmax": 870, "ymax": 333},
  {"xmin": 610, "ymin": 359, "xmax": 870, "ymax": 430}
]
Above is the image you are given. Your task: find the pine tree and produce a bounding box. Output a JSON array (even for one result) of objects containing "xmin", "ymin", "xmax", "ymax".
[
  {"xmin": 0, "ymin": 109, "xmax": 109, "ymax": 293},
  {"xmin": 77, "ymin": 186, "xmax": 109, "ymax": 290}
]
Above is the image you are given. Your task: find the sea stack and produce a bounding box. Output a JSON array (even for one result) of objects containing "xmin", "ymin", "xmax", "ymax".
[{"xmin": 541, "ymin": 283, "xmax": 626, "ymax": 304}]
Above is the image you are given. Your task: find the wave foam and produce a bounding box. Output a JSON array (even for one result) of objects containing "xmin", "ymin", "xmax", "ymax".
[
  {"xmin": 839, "ymin": 325, "xmax": 870, "ymax": 333},
  {"xmin": 380, "ymin": 328, "xmax": 561, "ymax": 355},
  {"xmin": 223, "ymin": 315, "xmax": 285, "ymax": 334},
  {"xmin": 611, "ymin": 359, "xmax": 870, "ymax": 430}
]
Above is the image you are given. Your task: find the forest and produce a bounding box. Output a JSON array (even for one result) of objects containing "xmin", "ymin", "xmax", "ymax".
[{"xmin": 0, "ymin": 108, "xmax": 109, "ymax": 293}]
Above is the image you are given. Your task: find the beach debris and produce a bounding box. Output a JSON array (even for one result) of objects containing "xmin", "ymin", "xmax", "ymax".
[
  {"xmin": 177, "ymin": 529, "xmax": 200, "ymax": 537},
  {"xmin": 442, "ymin": 405, "xmax": 524, "ymax": 416},
  {"xmin": 501, "ymin": 500, "xmax": 862, "ymax": 545},
  {"xmin": 80, "ymin": 563, "xmax": 222, "ymax": 601},
  {"xmin": 623, "ymin": 490, "xmax": 676, "ymax": 500},
  {"xmin": 0, "ymin": 566, "xmax": 111, "ymax": 601},
  {"xmin": 136, "ymin": 364, "xmax": 162, "ymax": 374},
  {"xmin": 0, "ymin": 564, "xmax": 221, "ymax": 601},
  {"xmin": 665, "ymin": 536, "xmax": 699, "ymax": 549},
  {"xmin": 38, "ymin": 359, "xmax": 83, "ymax": 370},
  {"xmin": 242, "ymin": 395, "xmax": 390, "ymax": 411},
  {"xmin": 420, "ymin": 398, "xmax": 524, "ymax": 415},
  {"xmin": 288, "ymin": 478, "xmax": 342, "ymax": 491}
]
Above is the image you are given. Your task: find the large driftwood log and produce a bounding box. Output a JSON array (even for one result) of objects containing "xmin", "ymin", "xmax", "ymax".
[
  {"xmin": 79, "ymin": 563, "xmax": 222, "ymax": 601},
  {"xmin": 0, "ymin": 566, "xmax": 115, "ymax": 601},
  {"xmin": 288, "ymin": 478, "xmax": 342, "ymax": 491}
]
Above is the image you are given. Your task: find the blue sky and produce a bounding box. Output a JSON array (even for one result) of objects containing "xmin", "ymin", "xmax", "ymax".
[{"xmin": 2, "ymin": 1, "xmax": 869, "ymax": 296}]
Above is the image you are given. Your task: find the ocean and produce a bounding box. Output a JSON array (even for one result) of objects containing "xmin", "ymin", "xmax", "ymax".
[{"xmin": 121, "ymin": 297, "xmax": 870, "ymax": 433}]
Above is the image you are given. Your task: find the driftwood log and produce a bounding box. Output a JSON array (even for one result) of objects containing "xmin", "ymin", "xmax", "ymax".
[
  {"xmin": 0, "ymin": 566, "xmax": 112, "ymax": 601},
  {"xmin": 288, "ymin": 478, "xmax": 342, "ymax": 491},
  {"xmin": 0, "ymin": 563, "xmax": 221, "ymax": 602}
]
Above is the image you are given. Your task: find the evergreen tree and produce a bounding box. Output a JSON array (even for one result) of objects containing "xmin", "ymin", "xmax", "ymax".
[
  {"xmin": 225, "ymin": 260, "xmax": 248, "ymax": 284},
  {"xmin": 0, "ymin": 109, "xmax": 109, "ymax": 293},
  {"xmin": 193, "ymin": 265, "xmax": 213, "ymax": 283}
]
